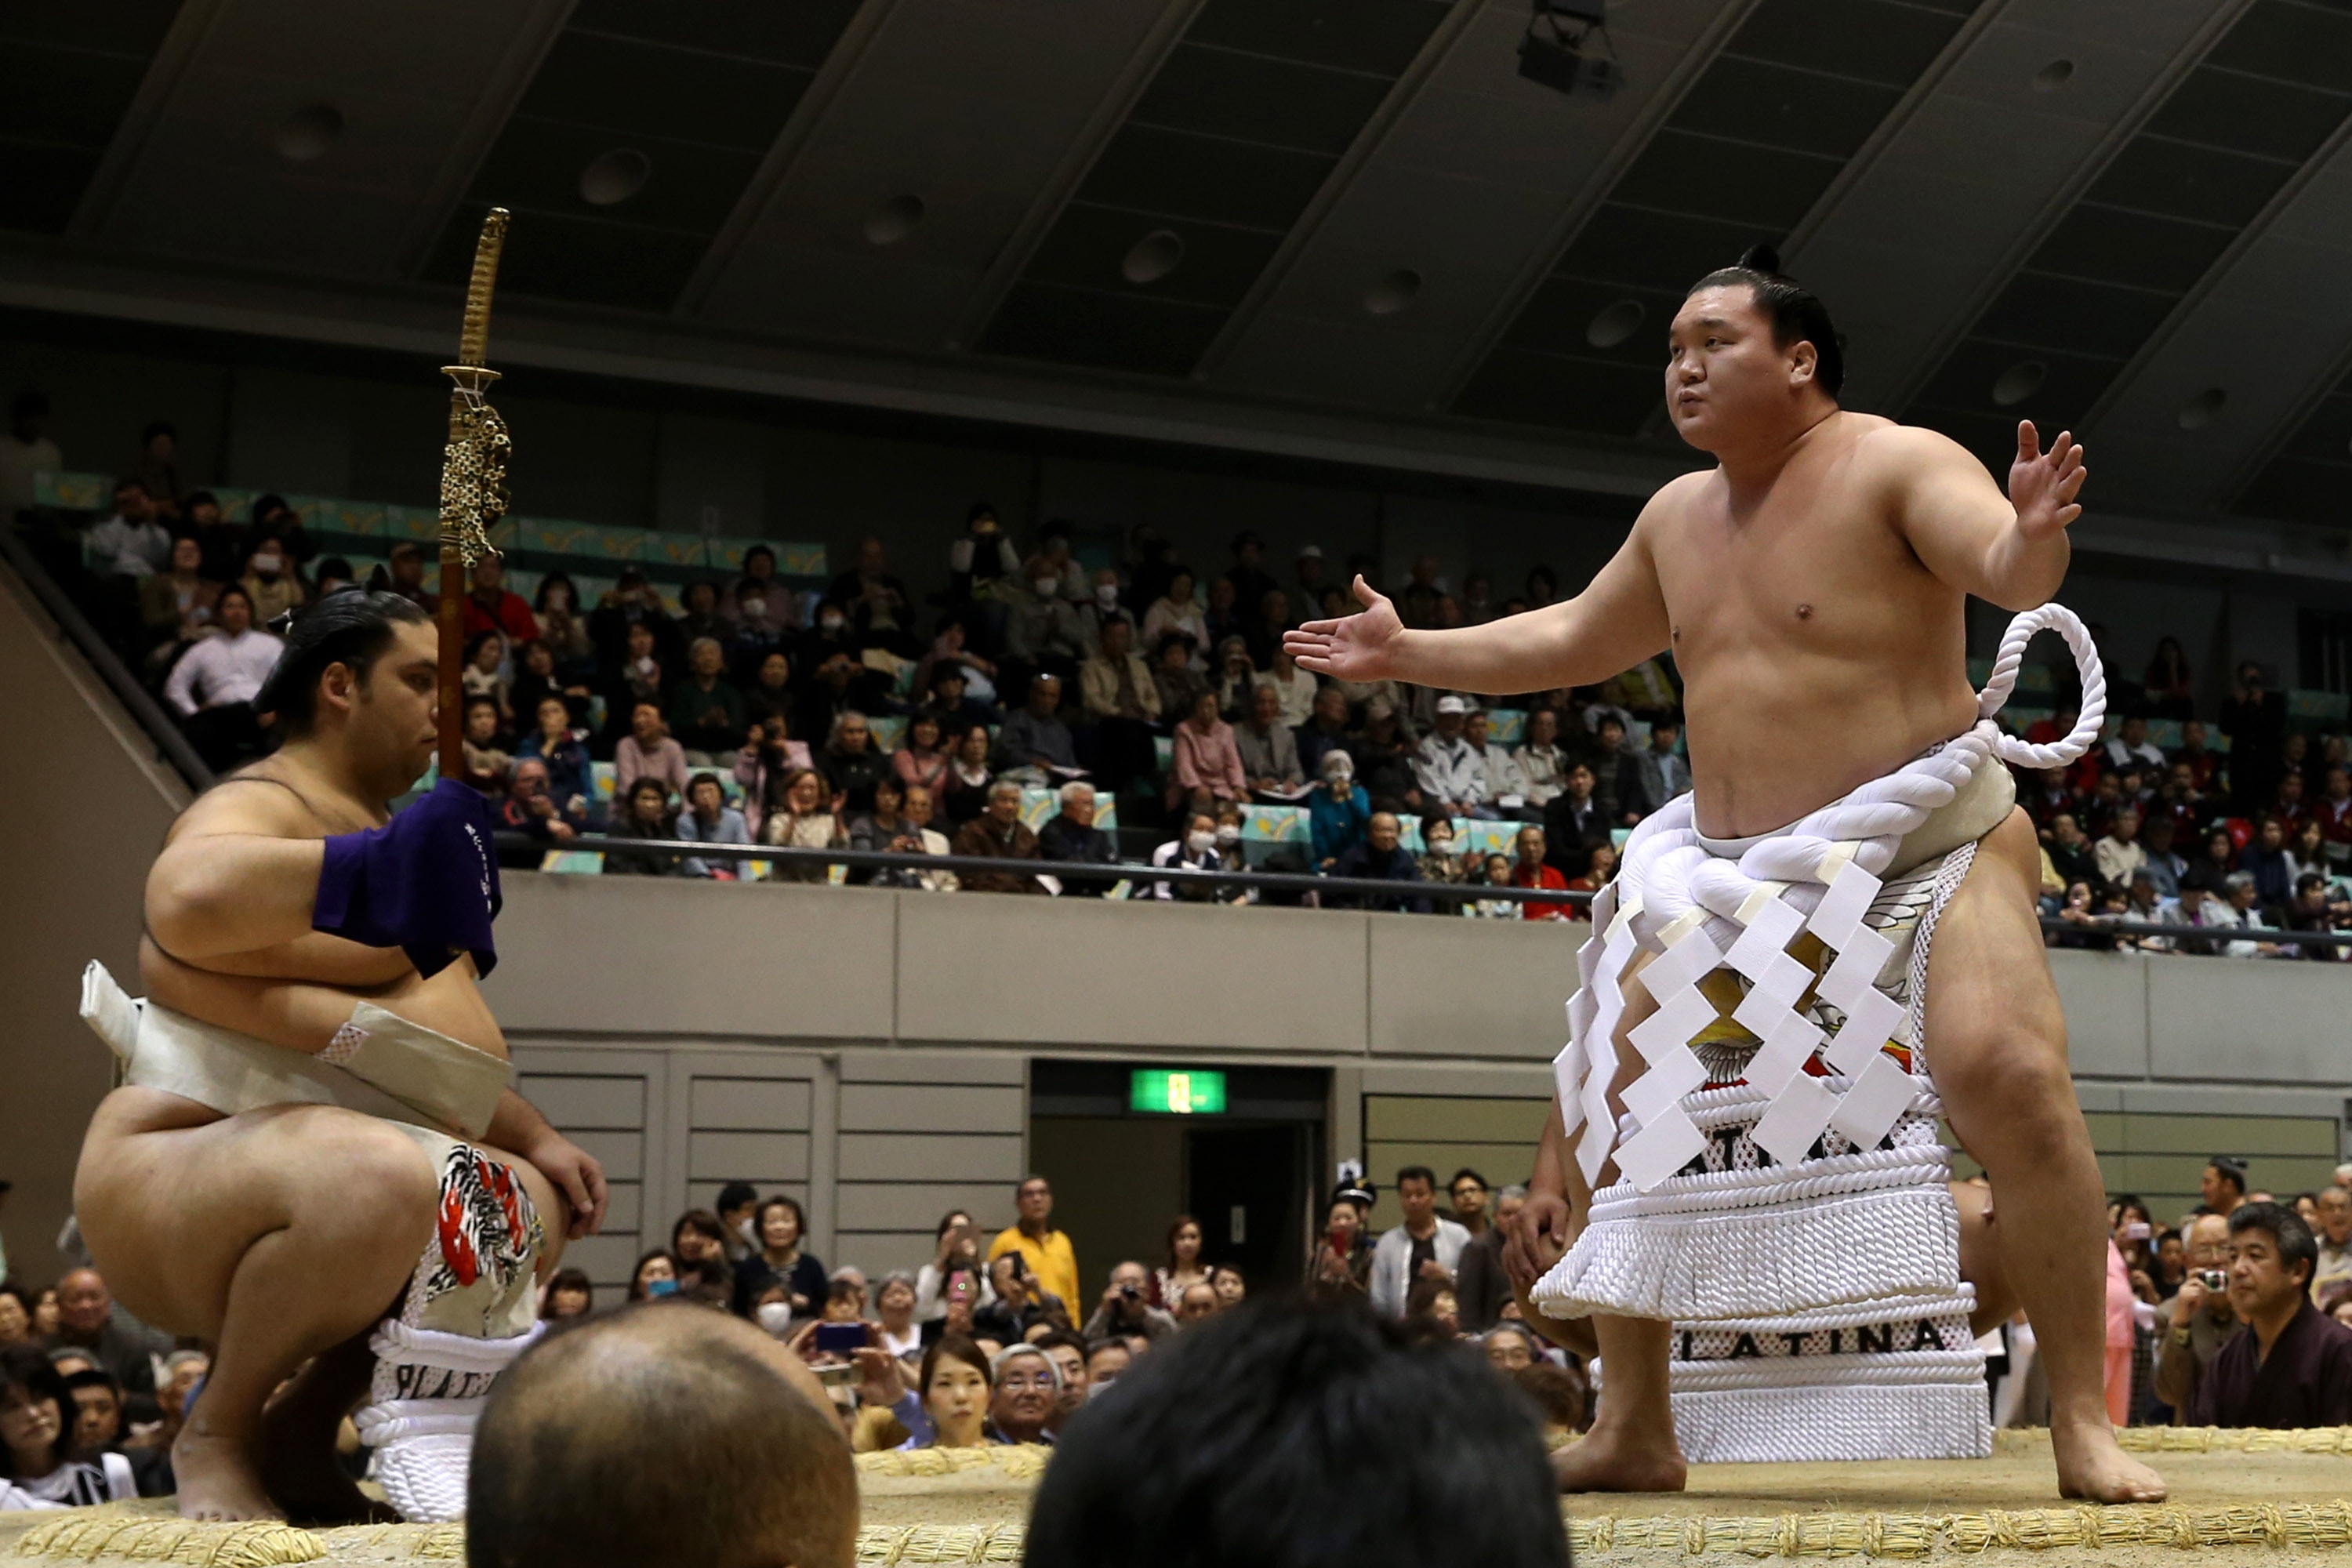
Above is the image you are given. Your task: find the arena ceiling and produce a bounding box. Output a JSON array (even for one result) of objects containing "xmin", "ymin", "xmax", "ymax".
[{"xmin": 8, "ymin": 0, "xmax": 2352, "ymax": 535}]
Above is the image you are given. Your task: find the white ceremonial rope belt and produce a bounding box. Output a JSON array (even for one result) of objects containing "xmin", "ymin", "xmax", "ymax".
[{"xmin": 1558, "ymin": 603, "xmax": 2107, "ymax": 1194}]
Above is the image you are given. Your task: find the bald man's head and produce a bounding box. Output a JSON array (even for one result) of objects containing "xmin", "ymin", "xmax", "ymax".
[{"xmin": 468, "ymin": 1305, "xmax": 856, "ymax": 1568}]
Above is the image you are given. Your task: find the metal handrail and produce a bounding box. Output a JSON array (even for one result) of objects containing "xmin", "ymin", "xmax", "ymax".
[
  {"xmin": 504, "ymin": 832, "xmax": 2352, "ymax": 947},
  {"xmin": 1, "ymin": 524, "xmax": 216, "ymax": 791}
]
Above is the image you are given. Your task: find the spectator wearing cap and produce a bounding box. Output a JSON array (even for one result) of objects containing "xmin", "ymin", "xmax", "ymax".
[
  {"xmin": 953, "ymin": 779, "xmax": 1044, "ymax": 894},
  {"xmin": 1617, "ymin": 714, "xmax": 1690, "ymax": 822},
  {"xmin": 1414, "ymin": 696, "xmax": 1491, "ymax": 819},
  {"xmin": 2189, "ymin": 1203, "xmax": 2352, "ymax": 1427}
]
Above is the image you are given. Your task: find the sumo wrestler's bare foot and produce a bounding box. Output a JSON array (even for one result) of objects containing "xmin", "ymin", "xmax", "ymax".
[
  {"xmin": 173, "ymin": 1420, "xmax": 280, "ymax": 1521},
  {"xmin": 2053, "ymin": 1414, "xmax": 2168, "ymax": 1504},
  {"xmin": 1549, "ymin": 1417, "xmax": 1687, "ymax": 1494}
]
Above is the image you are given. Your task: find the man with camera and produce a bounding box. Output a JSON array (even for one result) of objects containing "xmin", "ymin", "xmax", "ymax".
[
  {"xmin": 1082, "ymin": 1261, "xmax": 1178, "ymax": 1342},
  {"xmin": 2187, "ymin": 1202, "xmax": 2352, "ymax": 1428},
  {"xmin": 2153, "ymin": 1212, "xmax": 2236, "ymax": 1422}
]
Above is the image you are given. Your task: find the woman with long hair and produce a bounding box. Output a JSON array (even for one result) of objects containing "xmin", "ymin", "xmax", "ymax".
[
  {"xmin": 941, "ymin": 724, "xmax": 996, "ymax": 825},
  {"xmin": 855, "ymin": 1334, "xmax": 998, "ymax": 1451},
  {"xmin": 533, "ymin": 571, "xmax": 597, "ymax": 672},
  {"xmin": 606, "ymin": 778, "xmax": 680, "ymax": 875},
  {"xmin": 2143, "ymin": 636, "xmax": 2194, "ymax": 719},
  {"xmin": 1150, "ymin": 1215, "xmax": 1210, "ymax": 1308},
  {"xmin": 892, "ymin": 710, "xmax": 952, "ymax": 799},
  {"xmin": 627, "ymin": 1250, "xmax": 680, "ymax": 1303}
]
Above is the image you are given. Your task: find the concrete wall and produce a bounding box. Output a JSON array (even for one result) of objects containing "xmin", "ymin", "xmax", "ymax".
[{"xmin": 0, "ymin": 563, "xmax": 187, "ymax": 1283}]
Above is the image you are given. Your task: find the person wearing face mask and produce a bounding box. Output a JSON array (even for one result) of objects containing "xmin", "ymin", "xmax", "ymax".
[
  {"xmin": 729, "ymin": 578, "xmax": 793, "ymax": 672},
  {"xmin": 1077, "ymin": 567, "xmax": 1134, "ymax": 654},
  {"xmin": 1004, "ymin": 564, "xmax": 1085, "ymax": 696},
  {"xmin": 1210, "ymin": 805, "xmax": 1258, "ymax": 905},
  {"xmin": 1151, "ymin": 811, "xmax": 1227, "ymax": 902},
  {"xmin": 237, "ymin": 532, "xmax": 307, "ymax": 625},
  {"xmin": 1417, "ymin": 817, "xmax": 1468, "ymax": 887}
]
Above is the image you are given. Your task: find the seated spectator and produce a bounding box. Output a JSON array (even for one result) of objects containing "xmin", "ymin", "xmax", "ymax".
[
  {"xmin": 1404, "ymin": 1276, "xmax": 1461, "ymax": 1335},
  {"xmin": 0, "ymin": 1346, "xmax": 129, "ymax": 1509},
  {"xmin": 2104, "ymin": 713, "xmax": 2165, "ymax": 772},
  {"xmin": 616, "ymin": 700, "xmax": 691, "ymax": 801},
  {"xmin": 1210, "ymin": 1264, "xmax": 1247, "ymax": 1309},
  {"xmin": 1150, "ymin": 630, "xmax": 1210, "ymax": 721},
  {"xmin": 735, "ymin": 1197, "xmax": 829, "ymax": 1319},
  {"xmin": 819, "ymin": 710, "xmax": 891, "ymax": 815},
  {"xmin": 739, "ymin": 648, "xmax": 793, "ymax": 731},
  {"xmin": 667, "ymin": 637, "xmax": 746, "ymax": 762},
  {"xmin": 605, "ymin": 779, "xmax": 678, "ymax": 874},
  {"xmin": 922, "ymin": 658, "xmax": 996, "ymax": 737},
  {"xmin": 517, "ymin": 695, "xmax": 596, "ymax": 821},
  {"xmin": 2141, "ymin": 815, "xmax": 2187, "ymax": 898},
  {"xmin": 1236, "ymin": 681, "xmax": 1303, "ymax": 795},
  {"xmin": 760, "ymin": 767, "xmax": 848, "ymax": 882},
  {"xmin": 2205, "ymin": 871, "xmax": 2281, "ymax": 958},
  {"xmin": 1036, "ymin": 781, "xmax": 1118, "ymax": 896},
  {"xmin": 469, "ymin": 1304, "xmax": 854, "ymax": 1568},
  {"xmin": 994, "ymin": 673, "xmax": 1080, "ymax": 787},
  {"xmin": 1142, "ymin": 567, "xmax": 1208, "ymax": 662},
  {"xmin": 1083, "ymin": 1261, "xmax": 1178, "ymax": 1341},
  {"xmin": 2241, "ymin": 814, "xmax": 2296, "ymax": 918},
  {"xmin": 1510, "ymin": 826, "xmax": 1570, "ymax": 918},
  {"xmin": 985, "ymin": 1343, "xmax": 1061, "ymax": 1444},
  {"xmin": 2046, "ymin": 812, "xmax": 2100, "ymax": 891},
  {"xmin": 1417, "ymin": 818, "xmax": 1468, "ymax": 887},
  {"xmin": 1005, "ymin": 564, "xmax": 1085, "ymax": 678},
  {"xmin": 1465, "ymin": 853, "xmax": 1519, "ymax": 917},
  {"xmin": 891, "ymin": 710, "xmax": 952, "ymax": 800},
  {"xmin": 1331, "ymin": 812, "xmax": 1426, "ymax": 913},
  {"xmin": 2278, "ymin": 771, "xmax": 2313, "ymax": 839},
  {"xmin": 626, "ymin": 1251, "xmax": 677, "ymax": 1303},
  {"xmin": 1079, "ymin": 618, "xmax": 1162, "ymax": 791},
  {"xmin": 1022, "ymin": 1298, "xmax": 1569, "ymax": 1568},
  {"xmin": 540, "ymin": 1269, "xmax": 594, "ymax": 1322},
  {"xmin": 1308, "ymin": 749, "xmax": 1371, "ymax": 871},
  {"xmin": 136, "ymin": 535, "xmax": 220, "ymax": 662},
  {"xmin": 60, "ymin": 1365, "xmax": 122, "ymax": 1462},
  {"xmin": 2284, "ymin": 873, "xmax": 2350, "ymax": 960},
  {"xmin": 898, "ymin": 784, "xmax": 959, "ymax": 891},
  {"xmin": 2190, "ymin": 822, "xmax": 2239, "ymax": 887},
  {"xmin": 1151, "ymin": 811, "xmax": 1227, "ymax": 901},
  {"xmin": 507, "ymin": 638, "xmax": 568, "ymax": 728},
  {"xmin": 530, "ymin": 571, "xmax": 593, "ymax": 670},
  {"xmin": 462, "ymin": 696, "xmax": 514, "ymax": 792},
  {"xmin": 1352, "ymin": 697, "xmax": 1421, "ymax": 812},
  {"xmin": 376, "ymin": 541, "xmax": 435, "ymax": 611},
  {"xmin": 162, "ymin": 585, "xmax": 280, "ymax": 769},
  {"xmin": 673, "ymin": 579, "xmax": 729, "ymax": 652},
  {"xmin": 1515, "ymin": 708, "xmax": 1569, "ymax": 808},
  {"xmin": 861, "ymin": 1334, "xmax": 996, "ymax": 1450},
  {"xmin": 1414, "ymin": 696, "xmax": 1491, "ymax": 819},
  {"xmin": 0, "ymin": 1287, "xmax": 28, "ymax": 1347},
  {"xmin": 1295, "ymin": 684, "xmax": 1354, "ymax": 780},
  {"xmin": 459, "ymin": 555, "xmax": 538, "ymax": 644},
  {"xmin": 1541, "ymin": 762, "xmax": 1610, "ymax": 879},
  {"xmin": 2094, "ymin": 807, "xmax": 2145, "ymax": 891},
  {"xmin": 941, "ymin": 723, "xmax": 996, "ymax": 825},
  {"xmin": 730, "ymin": 581, "xmax": 794, "ymax": 673},
  {"xmin": 677, "ymin": 771, "xmax": 753, "ymax": 878},
  {"xmin": 1617, "ymin": 713, "xmax": 1690, "ymax": 822},
  {"xmin": 1568, "ymin": 842, "xmax": 1617, "ymax": 892},
  {"xmin": 234, "ymin": 530, "xmax": 305, "ymax": 626},
  {"xmin": 736, "ymin": 717, "xmax": 815, "ymax": 827},
  {"xmin": 2288, "ymin": 818, "xmax": 2333, "ymax": 885},
  {"xmin": 499, "ymin": 757, "xmax": 581, "ymax": 860},
  {"xmin": 83, "ymin": 477, "xmax": 169, "ymax": 580},
  {"xmin": 2318, "ymin": 768, "xmax": 2352, "ymax": 868},
  {"xmin": 953, "ymin": 779, "xmax": 1044, "ymax": 894},
  {"xmin": 1173, "ymin": 1280, "xmax": 1221, "ymax": 1325},
  {"xmin": 463, "ymin": 630, "xmax": 513, "ymax": 729},
  {"xmin": 1168, "ymin": 688, "xmax": 1247, "ymax": 815},
  {"xmin": 1261, "ymin": 646, "xmax": 1317, "ymax": 728},
  {"xmin": 975, "ymin": 1254, "xmax": 1067, "ymax": 1344},
  {"xmin": 2190, "ymin": 1203, "xmax": 2352, "ymax": 1427},
  {"xmin": 1467, "ymin": 709, "xmax": 1532, "ymax": 818}
]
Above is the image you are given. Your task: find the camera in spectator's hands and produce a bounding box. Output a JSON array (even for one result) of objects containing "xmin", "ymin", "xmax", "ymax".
[{"xmin": 2198, "ymin": 1268, "xmax": 2227, "ymax": 1293}]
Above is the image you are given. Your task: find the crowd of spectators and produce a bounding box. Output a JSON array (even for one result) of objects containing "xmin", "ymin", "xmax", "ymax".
[{"xmin": 20, "ymin": 397, "xmax": 2352, "ymax": 949}]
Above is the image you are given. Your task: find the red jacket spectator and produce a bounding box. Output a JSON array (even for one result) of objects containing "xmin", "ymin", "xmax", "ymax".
[
  {"xmin": 461, "ymin": 560, "xmax": 540, "ymax": 644},
  {"xmin": 1511, "ymin": 858, "xmax": 1569, "ymax": 920}
]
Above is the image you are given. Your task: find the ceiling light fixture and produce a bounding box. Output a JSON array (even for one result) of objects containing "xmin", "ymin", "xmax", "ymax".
[
  {"xmin": 1586, "ymin": 299, "xmax": 1645, "ymax": 348},
  {"xmin": 579, "ymin": 149, "xmax": 651, "ymax": 207},
  {"xmin": 1123, "ymin": 230, "xmax": 1185, "ymax": 285},
  {"xmin": 864, "ymin": 194, "xmax": 925, "ymax": 246},
  {"xmin": 2177, "ymin": 387, "xmax": 2227, "ymax": 430},
  {"xmin": 1363, "ymin": 269, "xmax": 1423, "ymax": 316},
  {"xmin": 273, "ymin": 104, "xmax": 343, "ymax": 162},
  {"xmin": 2032, "ymin": 60, "xmax": 2074, "ymax": 92},
  {"xmin": 1519, "ymin": 0, "xmax": 1623, "ymax": 99},
  {"xmin": 1990, "ymin": 361, "xmax": 2045, "ymax": 408}
]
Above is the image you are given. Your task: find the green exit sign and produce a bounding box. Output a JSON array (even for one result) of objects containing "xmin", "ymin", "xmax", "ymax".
[{"xmin": 1131, "ymin": 1069, "xmax": 1227, "ymax": 1115}]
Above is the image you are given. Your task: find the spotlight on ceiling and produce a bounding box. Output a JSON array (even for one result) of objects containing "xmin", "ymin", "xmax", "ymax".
[
  {"xmin": 579, "ymin": 149, "xmax": 651, "ymax": 206},
  {"xmin": 1519, "ymin": 0, "xmax": 1623, "ymax": 100},
  {"xmin": 1990, "ymin": 360, "xmax": 2045, "ymax": 408}
]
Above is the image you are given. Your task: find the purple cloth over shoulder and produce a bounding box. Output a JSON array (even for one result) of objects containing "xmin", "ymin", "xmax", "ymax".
[{"xmin": 314, "ymin": 776, "xmax": 503, "ymax": 978}]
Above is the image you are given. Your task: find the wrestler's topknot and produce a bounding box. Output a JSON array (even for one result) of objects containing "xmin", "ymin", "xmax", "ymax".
[
  {"xmin": 1687, "ymin": 245, "xmax": 1846, "ymax": 398},
  {"xmin": 254, "ymin": 586, "xmax": 431, "ymax": 732}
]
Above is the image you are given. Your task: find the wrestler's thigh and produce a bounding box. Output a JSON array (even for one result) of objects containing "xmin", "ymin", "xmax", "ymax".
[
  {"xmin": 75, "ymin": 1093, "xmax": 439, "ymax": 1338},
  {"xmin": 1920, "ymin": 808, "xmax": 2071, "ymax": 1149}
]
